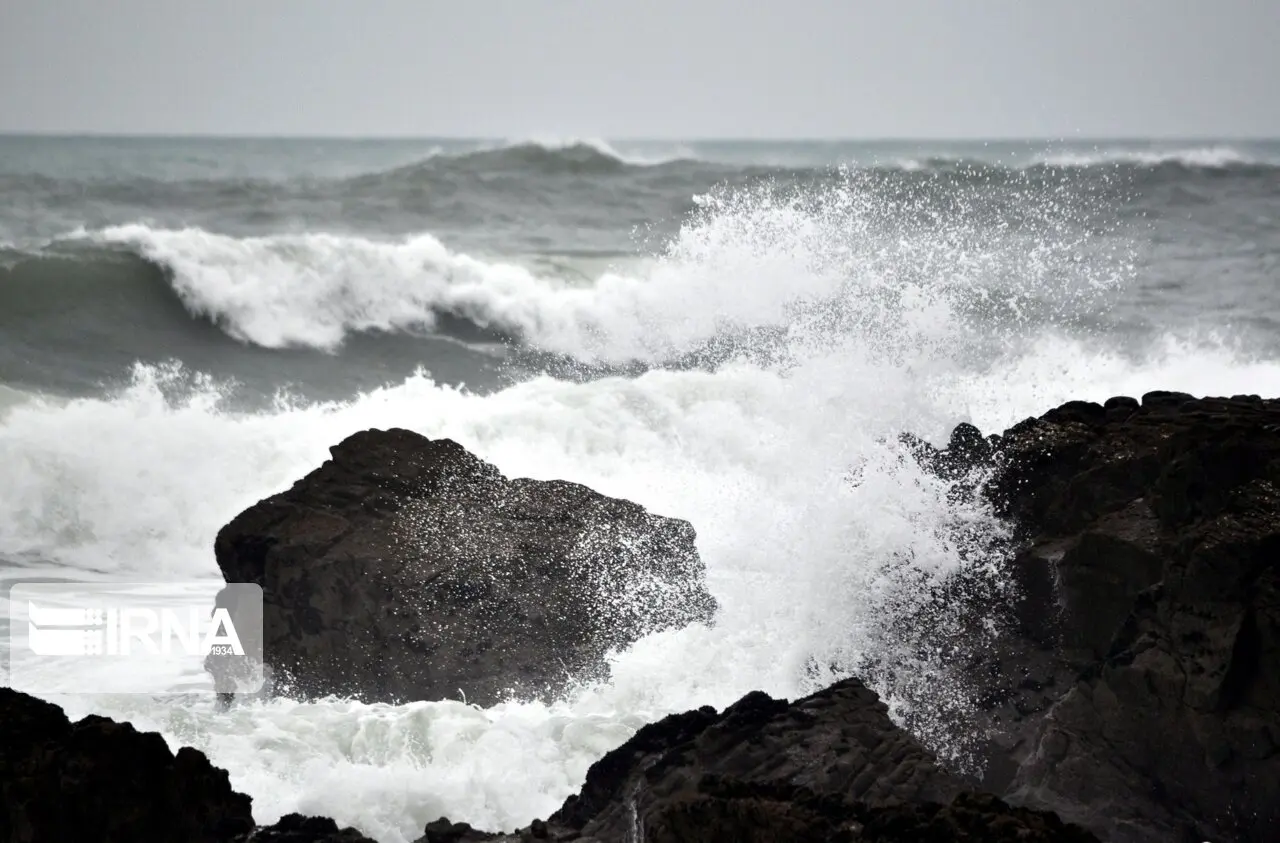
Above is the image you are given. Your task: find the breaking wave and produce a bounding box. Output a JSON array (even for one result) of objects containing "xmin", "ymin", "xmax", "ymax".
[{"xmin": 6, "ymin": 166, "xmax": 1137, "ymax": 359}]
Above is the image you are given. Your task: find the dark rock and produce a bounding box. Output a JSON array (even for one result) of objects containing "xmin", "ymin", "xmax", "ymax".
[
  {"xmin": 432, "ymin": 679, "xmax": 1096, "ymax": 842},
  {"xmin": 0, "ymin": 687, "xmax": 254, "ymax": 843},
  {"xmin": 247, "ymin": 813, "xmax": 378, "ymax": 842},
  {"xmin": 552, "ymin": 678, "xmax": 959, "ymax": 838},
  {"xmin": 413, "ymin": 817, "xmax": 500, "ymax": 842},
  {"xmin": 1041, "ymin": 400, "xmax": 1105, "ymax": 426},
  {"xmin": 209, "ymin": 428, "xmax": 717, "ymax": 706},
  {"xmin": 929, "ymin": 395, "xmax": 1280, "ymax": 843},
  {"xmin": 1103, "ymin": 395, "xmax": 1140, "ymax": 412},
  {"xmin": 1140, "ymin": 390, "xmax": 1195, "ymax": 407},
  {"xmin": 855, "ymin": 791, "xmax": 1100, "ymax": 842}
]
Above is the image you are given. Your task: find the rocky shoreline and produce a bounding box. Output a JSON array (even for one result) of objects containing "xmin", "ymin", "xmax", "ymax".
[{"xmin": 3, "ymin": 392, "xmax": 1277, "ymax": 842}]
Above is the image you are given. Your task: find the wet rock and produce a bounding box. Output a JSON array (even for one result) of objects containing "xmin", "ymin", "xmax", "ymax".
[
  {"xmin": 0, "ymin": 687, "xmax": 254, "ymax": 843},
  {"xmin": 923, "ymin": 395, "xmax": 1280, "ymax": 843},
  {"xmin": 415, "ymin": 678, "xmax": 1097, "ymax": 842},
  {"xmin": 209, "ymin": 428, "xmax": 717, "ymax": 706},
  {"xmin": 551, "ymin": 677, "xmax": 959, "ymax": 838},
  {"xmin": 854, "ymin": 791, "xmax": 1100, "ymax": 842},
  {"xmin": 245, "ymin": 813, "xmax": 378, "ymax": 843}
]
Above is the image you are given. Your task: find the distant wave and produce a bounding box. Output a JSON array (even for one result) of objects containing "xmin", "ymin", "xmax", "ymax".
[
  {"xmin": 365, "ymin": 142, "xmax": 1279, "ymax": 182},
  {"xmin": 870, "ymin": 145, "xmax": 1275, "ymax": 173},
  {"xmin": 363, "ymin": 138, "xmax": 704, "ymax": 182},
  {"xmin": 1025, "ymin": 145, "xmax": 1263, "ymax": 169},
  {"xmin": 3, "ymin": 145, "xmax": 1274, "ymax": 213},
  {"xmin": 496, "ymin": 136, "xmax": 697, "ymax": 167}
]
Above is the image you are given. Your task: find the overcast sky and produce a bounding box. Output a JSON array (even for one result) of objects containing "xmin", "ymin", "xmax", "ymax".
[{"xmin": 2, "ymin": 0, "xmax": 1278, "ymax": 139}]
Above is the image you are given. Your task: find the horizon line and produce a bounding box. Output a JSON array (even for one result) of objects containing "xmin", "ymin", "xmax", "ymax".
[{"xmin": 1, "ymin": 130, "xmax": 1276, "ymax": 144}]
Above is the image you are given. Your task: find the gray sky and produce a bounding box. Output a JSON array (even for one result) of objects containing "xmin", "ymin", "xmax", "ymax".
[{"xmin": 2, "ymin": 0, "xmax": 1278, "ymax": 138}]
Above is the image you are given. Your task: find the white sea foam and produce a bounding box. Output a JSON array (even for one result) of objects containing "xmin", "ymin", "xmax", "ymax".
[
  {"xmin": 1030, "ymin": 145, "xmax": 1258, "ymax": 169},
  {"xmin": 4, "ymin": 334, "xmax": 1277, "ymax": 839},
  {"xmin": 6, "ymin": 177, "xmax": 1280, "ymax": 841},
  {"xmin": 0, "ymin": 383, "xmax": 36, "ymax": 415}
]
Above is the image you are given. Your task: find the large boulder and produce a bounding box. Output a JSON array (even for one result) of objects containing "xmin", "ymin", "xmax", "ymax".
[
  {"xmin": 209, "ymin": 428, "xmax": 717, "ymax": 706},
  {"xmin": 0, "ymin": 688, "xmax": 255, "ymax": 843},
  {"xmin": 412, "ymin": 678, "xmax": 1097, "ymax": 842},
  {"xmin": 920, "ymin": 393, "xmax": 1280, "ymax": 843}
]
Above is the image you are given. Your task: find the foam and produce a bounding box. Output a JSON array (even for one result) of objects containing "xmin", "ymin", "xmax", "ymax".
[{"xmin": 1029, "ymin": 145, "xmax": 1259, "ymax": 169}]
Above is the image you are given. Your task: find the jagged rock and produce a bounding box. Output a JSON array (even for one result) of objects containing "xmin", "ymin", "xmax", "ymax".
[
  {"xmin": 551, "ymin": 677, "xmax": 958, "ymax": 838},
  {"xmin": 0, "ymin": 687, "xmax": 254, "ymax": 843},
  {"xmin": 415, "ymin": 679, "xmax": 1096, "ymax": 842},
  {"xmin": 922, "ymin": 394, "xmax": 1280, "ymax": 843},
  {"xmin": 209, "ymin": 428, "xmax": 717, "ymax": 706},
  {"xmin": 413, "ymin": 817, "xmax": 501, "ymax": 842},
  {"xmin": 244, "ymin": 813, "xmax": 378, "ymax": 842},
  {"xmin": 854, "ymin": 791, "xmax": 1100, "ymax": 842}
]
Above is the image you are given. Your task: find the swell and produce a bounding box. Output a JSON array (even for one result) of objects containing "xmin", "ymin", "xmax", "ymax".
[
  {"xmin": 382, "ymin": 140, "xmax": 698, "ymax": 176},
  {"xmin": 5, "ymin": 145, "xmax": 1278, "ymax": 212},
  {"xmin": 0, "ymin": 245, "xmax": 197, "ymax": 339},
  {"xmin": 0, "ymin": 240, "xmax": 514, "ymax": 401}
]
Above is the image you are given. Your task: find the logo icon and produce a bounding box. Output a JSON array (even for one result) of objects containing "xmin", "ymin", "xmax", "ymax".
[
  {"xmin": 26, "ymin": 602, "xmax": 244, "ymax": 657},
  {"xmin": 6, "ymin": 582, "xmax": 263, "ymax": 695}
]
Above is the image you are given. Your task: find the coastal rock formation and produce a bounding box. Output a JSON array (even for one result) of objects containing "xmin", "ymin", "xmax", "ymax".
[
  {"xmin": 413, "ymin": 678, "xmax": 1097, "ymax": 842},
  {"xmin": 0, "ymin": 688, "xmax": 254, "ymax": 843},
  {"xmin": 209, "ymin": 428, "xmax": 717, "ymax": 706},
  {"xmin": 552, "ymin": 677, "xmax": 959, "ymax": 838},
  {"xmin": 247, "ymin": 814, "xmax": 378, "ymax": 843},
  {"xmin": 0, "ymin": 682, "xmax": 1095, "ymax": 843},
  {"xmin": 920, "ymin": 393, "xmax": 1280, "ymax": 843}
]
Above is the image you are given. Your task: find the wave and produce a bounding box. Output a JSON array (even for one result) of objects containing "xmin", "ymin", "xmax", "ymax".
[
  {"xmin": 861, "ymin": 145, "xmax": 1275, "ymax": 174},
  {"xmin": 494, "ymin": 136, "xmax": 697, "ymax": 167},
  {"xmin": 2, "ymin": 145, "xmax": 1275, "ymax": 234},
  {"xmin": 23, "ymin": 162, "xmax": 1125, "ymax": 359},
  {"xmin": 1025, "ymin": 144, "xmax": 1266, "ymax": 170},
  {"xmin": 74, "ymin": 224, "xmax": 640, "ymax": 352},
  {"xmin": 350, "ymin": 143, "xmax": 1280, "ymax": 186},
  {"xmin": 360, "ymin": 138, "xmax": 704, "ymax": 183}
]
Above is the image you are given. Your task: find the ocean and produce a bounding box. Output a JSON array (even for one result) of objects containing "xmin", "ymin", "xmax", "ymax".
[{"xmin": 2, "ymin": 135, "xmax": 1279, "ymax": 840}]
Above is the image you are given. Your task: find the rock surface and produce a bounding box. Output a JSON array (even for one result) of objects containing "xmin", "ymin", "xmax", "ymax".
[
  {"xmin": 412, "ymin": 678, "xmax": 1098, "ymax": 842},
  {"xmin": 246, "ymin": 814, "xmax": 379, "ymax": 843},
  {"xmin": 919, "ymin": 393, "xmax": 1280, "ymax": 843},
  {"xmin": 209, "ymin": 428, "xmax": 717, "ymax": 706},
  {"xmin": 0, "ymin": 687, "xmax": 254, "ymax": 843}
]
